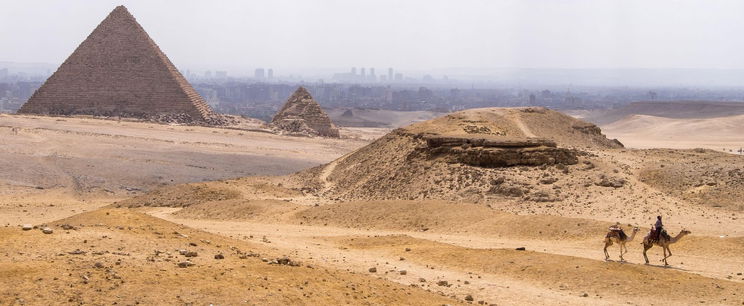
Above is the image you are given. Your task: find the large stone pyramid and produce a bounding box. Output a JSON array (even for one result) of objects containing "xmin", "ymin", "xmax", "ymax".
[
  {"xmin": 18, "ymin": 6, "xmax": 216, "ymax": 123},
  {"xmin": 271, "ymin": 87, "xmax": 340, "ymax": 137}
]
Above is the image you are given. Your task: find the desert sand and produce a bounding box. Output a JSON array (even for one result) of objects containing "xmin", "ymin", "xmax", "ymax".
[
  {"xmin": 2, "ymin": 107, "xmax": 743, "ymax": 305},
  {"xmin": 578, "ymin": 101, "xmax": 744, "ymax": 153}
]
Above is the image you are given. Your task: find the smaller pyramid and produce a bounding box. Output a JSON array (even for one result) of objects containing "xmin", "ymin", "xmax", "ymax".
[{"xmin": 271, "ymin": 87, "xmax": 340, "ymax": 137}]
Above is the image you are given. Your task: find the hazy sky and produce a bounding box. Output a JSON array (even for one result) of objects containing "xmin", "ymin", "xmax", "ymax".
[{"xmin": 2, "ymin": 0, "xmax": 744, "ymax": 73}]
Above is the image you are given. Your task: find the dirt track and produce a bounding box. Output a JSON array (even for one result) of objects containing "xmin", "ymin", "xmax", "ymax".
[{"xmin": 145, "ymin": 206, "xmax": 744, "ymax": 305}]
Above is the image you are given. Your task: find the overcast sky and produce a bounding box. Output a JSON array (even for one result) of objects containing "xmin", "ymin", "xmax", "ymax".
[{"xmin": 2, "ymin": 0, "xmax": 744, "ymax": 74}]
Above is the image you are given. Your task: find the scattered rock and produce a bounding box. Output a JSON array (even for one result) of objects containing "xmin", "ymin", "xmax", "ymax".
[
  {"xmin": 540, "ymin": 177, "xmax": 558, "ymax": 184},
  {"xmin": 595, "ymin": 176, "xmax": 625, "ymax": 188},
  {"xmin": 93, "ymin": 262, "xmax": 104, "ymax": 269},
  {"xmin": 21, "ymin": 224, "xmax": 33, "ymax": 231},
  {"xmin": 465, "ymin": 295, "xmax": 474, "ymax": 302},
  {"xmin": 272, "ymin": 257, "xmax": 300, "ymax": 266},
  {"xmin": 60, "ymin": 224, "xmax": 76, "ymax": 230},
  {"xmin": 399, "ymin": 270, "xmax": 407, "ymax": 275},
  {"xmin": 184, "ymin": 251, "xmax": 198, "ymax": 258},
  {"xmin": 177, "ymin": 261, "xmax": 194, "ymax": 268},
  {"xmin": 437, "ymin": 280, "xmax": 450, "ymax": 287},
  {"xmin": 515, "ymin": 247, "xmax": 526, "ymax": 251},
  {"xmin": 41, "ymin": 227, "xmax": 53, "ymax": 234},
  {"xmin": 214, "ymin": 254, "xmax": 224, "ymax": 260},
  {"xmin": 368, "ymin": 267, "xmax": 377, "ymax": 273}
]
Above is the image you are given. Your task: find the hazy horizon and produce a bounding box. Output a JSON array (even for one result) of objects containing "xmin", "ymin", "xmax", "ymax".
[{"xmin": 2, "ymin": 0, "xmax": 744, "ymax": 73}]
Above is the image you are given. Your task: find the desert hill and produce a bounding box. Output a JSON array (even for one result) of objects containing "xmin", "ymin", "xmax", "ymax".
[
  {"xmin": 583, "ymin": 101, "xmax": 744, "ymax": 125},
  {"xmin": 601, "ymin": 114, "xmax": 744, "ymax": 152},
  {"xmin": 296, "ymin": 107, "xmax": 624, "ymax": 204}
]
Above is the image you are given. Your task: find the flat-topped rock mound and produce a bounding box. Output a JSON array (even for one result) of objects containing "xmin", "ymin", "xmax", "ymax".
[
  {"xmin": 296, "ymin": 107, "xmax": 624, "ymax": 203},
  {"xmin": 404, "ymin": 107, "xmax": 622, "ymax": 149}
]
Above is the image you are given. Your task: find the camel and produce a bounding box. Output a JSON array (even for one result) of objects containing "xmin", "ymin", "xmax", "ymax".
[
  {"xmin": 642, "ymin": 229, "xmax": 691, "ymax": 266},
  {"xmin": 604, "ymin": 226, "xmax": 640, "ymax": 261}
]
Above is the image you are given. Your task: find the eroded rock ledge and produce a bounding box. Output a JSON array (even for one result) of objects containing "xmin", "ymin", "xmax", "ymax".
[{"xmin": 420, "ymin": 134, "xmax": 578, "ymax": 167}]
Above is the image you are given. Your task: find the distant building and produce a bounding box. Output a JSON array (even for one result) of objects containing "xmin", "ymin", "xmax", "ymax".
[
  {"xmin": 267, "ymin": 69, "xmax": 274, "ymax": 79},
  {"xmin": 204, "ymin": 70, "xmax": 212, "ymax": 78},
  {"xmin": 369, "ymin": 68, "xmax": 376, "ymax": 81},
  {"xmin": 215, "ymin": 71, "xmax": 227, "ymax": 79},
  {"xmin": 380, "ymin": 75, "xmax": 387, "ymax": 82},
  {"xmin": 388, "ymin": 68, "xmax": 393, "ymax": 82},
  {"xmin": 0, "ymin": 68, "xmax": 8, "ymax": 80},
  {"xmin": 360, "ymin": 68, "xmax": 366, "ymax": 79},
  {"xmin": 254, "ymin": 68, "xmax": 265, "ymax": 79},
  {"xmin": 351, "ymin": 67, "xmax": 357, "ymax": 75},
  {"xmin": 394, "ymin": 73, "xmax": 403, "ymax": 81}
]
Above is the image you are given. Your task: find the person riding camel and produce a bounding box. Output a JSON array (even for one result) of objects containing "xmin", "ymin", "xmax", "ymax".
[
  {"xmin": 608, "ymin": 222, "xmax": 627, "ymax": 240},
  {"xmin": 654, "ymin": 216, "xmax": 664, "ymax": 241}
]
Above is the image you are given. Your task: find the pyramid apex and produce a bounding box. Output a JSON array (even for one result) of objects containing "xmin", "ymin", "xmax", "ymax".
[
  {"xmin": 112, "ymin": 5, "xmax": 129, "ymax": 12},
  {"xmin": 109, "ymin": 5, "xmax": 134, "ymax": 18}
]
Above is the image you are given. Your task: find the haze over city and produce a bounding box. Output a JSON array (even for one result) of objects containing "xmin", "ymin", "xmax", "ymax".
[{"xmin": 2, "ymin": 0, "xmax": 744, "ymax": 83}]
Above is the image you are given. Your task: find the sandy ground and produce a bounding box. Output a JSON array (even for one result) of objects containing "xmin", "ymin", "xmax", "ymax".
[
  {"xmin": 144, "ymin": 206, "xmax": 744, "ymax": 305},
  {"xmin": 602, "ymin": 114, "xmax": 744, "ymax": 152},
  {"xmin": 0, "ymin": 114, "xmax": 374, "ymax": 226},
  {"xmin": 2, "ymin": 108, "xmax": 744, "ymax": 305}
]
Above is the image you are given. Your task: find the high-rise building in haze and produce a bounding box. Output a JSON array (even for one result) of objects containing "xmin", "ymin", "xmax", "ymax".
[
  {"xmin": 360, "ymin": 68, "xmax": 366, "ymax": 79},
  {"xmin": 394, "ymin": 73, "xmax": 403, "ymax": 81},
  {"xmin": 351, "ymin": 67, "xmax": 357, "ymax": 75},
  {"xmin": 388, "ymin": 68, "xmax": 393, "ymax": 82},
  {"xmin": 267, "ymin": 69, "xmax": 274, "ymax": 79},
  {"xmin": 254, "ymin": 68, "xmax": 265, "ymax": 79},
  {"xmin": 369, "ymin": 68, "xmax": 376, "ymax": 81}
]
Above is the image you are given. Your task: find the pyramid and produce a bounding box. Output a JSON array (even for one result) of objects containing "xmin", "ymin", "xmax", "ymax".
[
  {"xmin": 18, "ymin": 6, "xmax": 216, "ymax": 123},
  {"xmin": 271, "ymin": 87, "xmax": 340, "ymax": 137}
]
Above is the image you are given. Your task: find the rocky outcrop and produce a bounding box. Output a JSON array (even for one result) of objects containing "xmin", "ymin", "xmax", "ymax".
[
  {"xmin": 422, "ymin": 135, "xmax": 578, "ymax": 167},
  {"xmin": 271, "ymin": 87, "xmax": 340, "ymax": 137}
]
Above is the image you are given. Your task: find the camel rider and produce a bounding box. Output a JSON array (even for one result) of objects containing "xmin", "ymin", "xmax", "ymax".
[
  {"xmin": 609, "ymin": 222, "xmax": 626, "ymax": 240},
  {"xmin": 654, "ymin": 216, "xmax": 664, "ymax": 241}
]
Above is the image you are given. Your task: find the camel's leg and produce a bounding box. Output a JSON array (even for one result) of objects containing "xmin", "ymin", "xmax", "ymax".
[
  {"xmin": 604, "ymin": 243, "xmax": 610, "ymax": 260},
  {"xmin": 604, "ymin": 239, "xmax": 611, "ymax": 260},
  {"xmin": 642, "ymin": 243, "xmax": 651, "ymax": 264},
  {"xmin": 661, "ymin": 245, "xmax": 669, "ymax": 266},
  {"xmin": 619, "ymin": 242, "xmax": 625, "ymax": 261}
]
